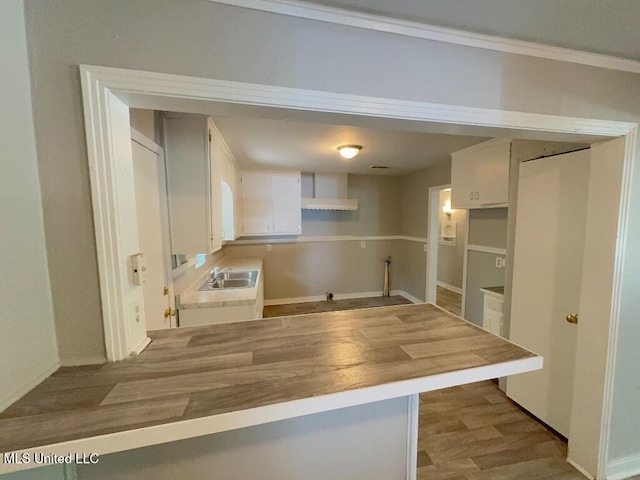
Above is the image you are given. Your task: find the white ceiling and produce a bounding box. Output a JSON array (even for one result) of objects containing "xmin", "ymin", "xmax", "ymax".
[
  {"xmin": 303, "ymin": 0, "xmax": 640, "ymax": 61},
  {"xmin": 211, "ymin": 116, "xmax": 489, "ymax": 175}
]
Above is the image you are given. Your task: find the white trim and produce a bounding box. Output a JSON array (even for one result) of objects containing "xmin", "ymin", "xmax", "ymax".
[
  {"xmin": 263, "ymin": 290, "xmax": 422, "ymax": 306},
  {"xmin": 426, "ymin": 185, "xmax": 448, "ymax": 304},
  {"xmin": 207, "ymin": 0, "xmax": 640, "ymax": 74},
  {"xmin": 406, "ymin": 394, "xmax": 419, "ymax": 480},
  {"xmin": 605, "ymin": 453, "xmax": 640, "ymax": 480},
  {"xmin": 566, "ymin": 458, "xmax": 595, "ymax": 480},
  {"xmin": 467, "ymin": 244, "xmax": 507, "ymax": 255},
  {"xmin": 264, "ymin": 291, "xmax": 383, "ymax": 306},
  {"xmin": 0, "ymin": 356, "xmax": 542, "ymax": 475},
  {"xmin": 78, "ymin": 65, "xmax": 635, "ymax": 475},
  {"xmin": 0, "ymin": 361, "xmax": 59, "ymax": 413},
  {"xmin": 600, "ymin": 128, "xmax": 638, "ymax": 480},
  {"xmin": 130, "ymin": 127, "xmax": 162, "ymax": 154},
  {"xmin": 460, "ymin": 209, "xmax": 472, "ymax": 318},
  {"xmin": 436, "ymin": 281, "xmax": 463, "ymax": 295},
  {"xmin": 394, "ymin": 290, "xmax": 424, "ymax": 305},
  {"xmin": 60, "ymin": 356, "xmax": 106, "ymax": 367},
  {"xmin": 230, "ymin": 235, "xmax": 427, "ymax": 245},
  {"xmin": 132, "ymin": 336, "xmax": 152, "ymax": 356}
]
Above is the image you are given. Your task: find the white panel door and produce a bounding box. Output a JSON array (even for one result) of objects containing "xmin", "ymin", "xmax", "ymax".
[
  {"xmin": 451, "ymin": 150, "xmax": 477, "ymax": 208},
  {"xmin": 507, "ymin": 149, "xmax": 590, "ymax": 437},
  {"xmin": 208, "ymin": 132, "xmax": 223, "ymax": 253},
  {"xmin": 132, "ymin": 140, "xmax": 173, "ymax": 331},
  {"xmin": 241, "ymin": 171, "xmax": 273, "ymax": 235},
  {"xmin": 272, "ymin": 172, "xmax": 301, "ymax": 234}
]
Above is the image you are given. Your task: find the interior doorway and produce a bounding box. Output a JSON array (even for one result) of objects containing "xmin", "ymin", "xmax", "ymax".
[{"xmin": 426, "ymin": 184, "xmax": 467, "ymax": 317}]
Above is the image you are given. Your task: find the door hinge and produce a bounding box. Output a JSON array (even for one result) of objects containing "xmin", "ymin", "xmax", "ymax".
[
  {"xmin": 163, "ymin": 286, "xmax": 169, "ymax": 296},
  {"xmin": 164, "ymin": 308, "xmax": 176, "ymax": 318}
]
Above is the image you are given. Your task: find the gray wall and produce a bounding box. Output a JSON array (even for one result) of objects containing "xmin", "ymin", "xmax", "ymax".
[
  {"xmin": 463, "ymin": 208, "xmax": 508, "ymax": 325},
  {"xmin": 437, "ymin": 189, "xmax": 466, "ymax": 289},
  {"xmin": 0, "ymin": 466, "xmax": 69, "ymax": 480},
  {"xmin": 301, "ymin": 174, "xmax": 402, "ymax": 236},
  {"xmin": 0, "ymin": 0, "xmax": 59, "ymax": 412},
  {"xmin": 225, "ymin": 240, "xmax": 400, "ymax": 300},
  {"xmin": 401, "ymin": 162, "xmax": 451, "ymax": 238},
  {"xmin": 19, "ymin": 0, "xmax": 640, "ymax": 465}
]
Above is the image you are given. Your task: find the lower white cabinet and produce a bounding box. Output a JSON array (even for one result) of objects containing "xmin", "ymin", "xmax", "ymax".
[
  {"xmin": 481, "ymin": 288, "xmax": 504, "ymax": 337},
  {"xmin": 178, "ymin": 274, "xmax": 264, "ymax": 327}
]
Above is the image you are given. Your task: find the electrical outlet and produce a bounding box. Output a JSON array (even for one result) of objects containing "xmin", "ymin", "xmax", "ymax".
[
  {"xmin": 267, "ymin": 244, "xmax": 272, "ymax": 252},
  {"xmin": 500, "ymin": 258, "xmax": 507, "ymax": 268},
  {"xmin": 495, "ymin": 256, "xmax": 506, "ymax": 269},
  {"xmin": 360, "ymin": 241, "xmax": 366, "ymax": 248}
]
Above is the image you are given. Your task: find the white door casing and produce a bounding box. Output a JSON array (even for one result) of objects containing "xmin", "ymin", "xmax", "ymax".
[
  {"xmin": 507, "ymin": 149, "xmax": 591, "ymax": 437},
  {"xmin": 131, "ymin": 133, "xmax": 174, "ymax": 331}
]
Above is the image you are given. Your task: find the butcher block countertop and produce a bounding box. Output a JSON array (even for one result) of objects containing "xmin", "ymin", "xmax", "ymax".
[{"xmin": 0, "ymin": 303, "xmax": 541, "ymax": 473}]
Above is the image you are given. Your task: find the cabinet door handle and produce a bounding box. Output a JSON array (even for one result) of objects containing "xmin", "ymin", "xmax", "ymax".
[
  {"xmin": 470, "ymin": 192, "xmax": 474, "ymax": 201},
  {"xmin": 475, "ymin": 191, "xmax": 480, "ymax": 200}
]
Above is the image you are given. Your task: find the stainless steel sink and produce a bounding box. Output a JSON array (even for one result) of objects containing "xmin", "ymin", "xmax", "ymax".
[{"xmin": 198, "ymin": 270, "xmax": 258, "ymax": 291}]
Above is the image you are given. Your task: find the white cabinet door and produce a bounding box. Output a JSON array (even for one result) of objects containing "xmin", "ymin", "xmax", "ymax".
[
  {"xmin": 208, "ymin": 124, "xmax": 223, "ymax": 253},
  {"xmin": 451, "ymin": 139, "xmax": 510, "ymax": 209},
  {"xmin": 451, "ymin": 150, "xmax": 477, "ymax": 208},
  {"xmin": 272, "ymin": 172, "xmax": 301, "ymax": 234},
  {"xmin": 475, "ymin": 141, "xmax": 510, "ymax": 205},
  {"xmin": 241, "ymin": 171, "xmax": 273, "ymax": 235}
]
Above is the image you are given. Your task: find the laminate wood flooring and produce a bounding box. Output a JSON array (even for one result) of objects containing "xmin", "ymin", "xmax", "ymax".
[
  {"xmin": 266, "ymin": 298, "xmax": 604, "ymax": 480},
  {"xmin": 0, "ymin": 304, "xmax": 536, "ymax": 454},
  {"xmin": 436, "ymin": 286, "xmax": 463, "ymax": 317},
  {"xmin": 263, "ymin": 294, "xmax": 412, "ymax": 317},
  {"xmin": 418, "ymin": 381, "xmax": 586, "ymax": 480}
]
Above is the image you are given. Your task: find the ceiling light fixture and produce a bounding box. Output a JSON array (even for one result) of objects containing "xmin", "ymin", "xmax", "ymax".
[{"xmin": 337, "ymin": 145, "xmax": 362, "ymax": 159}]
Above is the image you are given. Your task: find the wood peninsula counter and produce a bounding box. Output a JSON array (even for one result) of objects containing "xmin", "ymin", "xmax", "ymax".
[{"xmin": 0, "ymin": 304, "xmax": 541, "ymax": 479}]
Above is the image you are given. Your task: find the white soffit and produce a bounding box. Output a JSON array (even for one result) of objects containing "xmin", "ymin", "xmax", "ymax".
[{"xmin": 206, "ymin": 0, "xmax": 640, "ymax": 74}]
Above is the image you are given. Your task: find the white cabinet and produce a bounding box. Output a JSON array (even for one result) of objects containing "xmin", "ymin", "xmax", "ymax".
[
  {"xmin": 451, "ymin": 139, "xmax": 511, "ymax": 209},
  {"xmin": 164, "ymin": 114, "xmax": 220, "ymax": 254},
  {"xmin": 240, "ymin": 170, "xmax": 302, "ymax": 236},
  {"xmin": 164, "ymin": 115, "xmax": 241, "ymax": 253},
  {"xmin": 481, "ymin": 288, "xmax": 504, "ymax": 337},
  {"xmin": 178, "ymin": 273, "xmax": 264, "ymax": 326}
]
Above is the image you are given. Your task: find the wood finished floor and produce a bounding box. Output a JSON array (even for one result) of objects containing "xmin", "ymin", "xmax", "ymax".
[
  {"xmin": 263, "ymin": 294, "xmax": 412, "ymax": 317},
  {"xmin": 267, "ymin": 298, "xmax": 592, "ymax": 480},
  {"xmin": 0, "ymin": 303, "xmax": 536, "ymax": 454},
  {"xmin": 436, "ymin": 285, "xmax": 463, "ymax": 317}
]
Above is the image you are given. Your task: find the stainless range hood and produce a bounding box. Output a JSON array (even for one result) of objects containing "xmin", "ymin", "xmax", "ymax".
[{"xmin": 301, "ymin": 173, "xmax": 358, "ymax": 211}]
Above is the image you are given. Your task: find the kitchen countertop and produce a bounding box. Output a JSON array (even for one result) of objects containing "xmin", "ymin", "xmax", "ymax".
[
  {"xmin": 0, "ymin": 303, "xmax": 541, "ymax": 473},
  {"xmin": 480, "ymin": 286, "xmax": 505, "ymax": 297},
  {"xmin": 177, "ymin": 257, "xmax": 263, "ymax": 309}
]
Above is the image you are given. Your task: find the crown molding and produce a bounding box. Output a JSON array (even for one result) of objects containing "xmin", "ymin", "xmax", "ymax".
[{"xmin": 207, "ymin": 0, "xmax": 640, "ymax": 74}]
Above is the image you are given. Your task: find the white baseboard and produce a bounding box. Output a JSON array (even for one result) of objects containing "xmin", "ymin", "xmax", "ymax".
[
  {"xmin": 567, "ymin": 458, "xmax": 594, "ymax": 480},
  {"xmin": 265, "ymin": 291, "xmax": 383, "ymax": 306},
  {"xmin": 60, "ymin": 355, "xmax": 106, "ymax": 367},
  {"xmin": 606, "ymin": 453, "xmax": 640, "ymax": 480},
  {"xmin": 264, "ymin": 290, "xmax": 425, "ymax": 306},
  {"xmin": 391, "ymin": 290, "xmax": 424, "ymax": 304},
  {"xmin": 436, "ymin": 281, "xmax": 463, "ymax": 294},
  {"xmin": 0, "ymin": 360, "xmax": 59, "ymax": 413}
]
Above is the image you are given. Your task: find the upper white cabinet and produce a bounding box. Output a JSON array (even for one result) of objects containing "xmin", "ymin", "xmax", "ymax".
[
  {"xmin": 164, "ymin": 114, "xmax": 240, "ymax": 254},
  {"xmin": 240, "ymin": 170, "xmax": 302, "ymax": 236},
  {"xmin": 451, "ymin": 139, "xmax": 511, "ymax": 209}
]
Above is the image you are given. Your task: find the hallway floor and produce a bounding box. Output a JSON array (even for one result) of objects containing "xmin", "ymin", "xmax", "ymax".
[
  {"xmin": 266, "ymin": 295, "xmax": 596, "ymax": 480},
  {"xmin": 436, "ymin": 285, "xmax": 462, "ymax": 317}
]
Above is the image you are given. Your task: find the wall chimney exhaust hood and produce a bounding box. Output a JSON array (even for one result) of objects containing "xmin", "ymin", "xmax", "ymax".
[{"xmin": 301, "ymin": 173, "xmax": 358, "ymax": 211}]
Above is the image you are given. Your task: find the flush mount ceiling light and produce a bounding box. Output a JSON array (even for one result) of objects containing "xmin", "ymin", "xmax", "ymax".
[{"xmin": 337, "ymin": 145, "xmax": 362, "ymax": 159}]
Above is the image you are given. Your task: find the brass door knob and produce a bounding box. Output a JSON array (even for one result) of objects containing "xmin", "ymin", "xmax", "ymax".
[{"xmin": 566, "ymin": 313, "xmax": 578, "ymax": 324}]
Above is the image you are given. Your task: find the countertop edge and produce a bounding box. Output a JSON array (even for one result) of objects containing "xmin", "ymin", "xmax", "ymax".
[{"xmin": 0, "ymin": 355, "xmax": 542, "ymax": 475}]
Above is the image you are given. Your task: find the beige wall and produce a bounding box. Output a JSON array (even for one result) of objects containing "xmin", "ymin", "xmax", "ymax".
[
  {"xmin": 0, "ymin": 0, "xmax": 59, "ymax": 411},
  {"xmin": 301, "ymin": 174, "xmax": 402, "ymax": 236},
  {"xmin": 225, "ymin": 240, "xmax": 401, "ymax": 300},
  {"xmin": 437, "ymin": 189, "xmax": 466, "ymax": 289},
  {"xmin": 129, "ymin": 108, "xmax": 155, "ymax": 140},
  {"xmin": 467, "ymin": 208, "xmax": 508, "ymax": 249},
  {"xmin": 20, "ymin": 0, "xmax": 640, "ymax": 464},
  {"xmin": 401, "ymin": 162, "xmax": 451, "ymax": 238}
]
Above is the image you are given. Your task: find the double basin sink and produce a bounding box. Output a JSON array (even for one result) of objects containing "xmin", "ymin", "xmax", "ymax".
[{"xmin": 199, "ymin": 270, "xmax": 258, "ymax": 291}]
